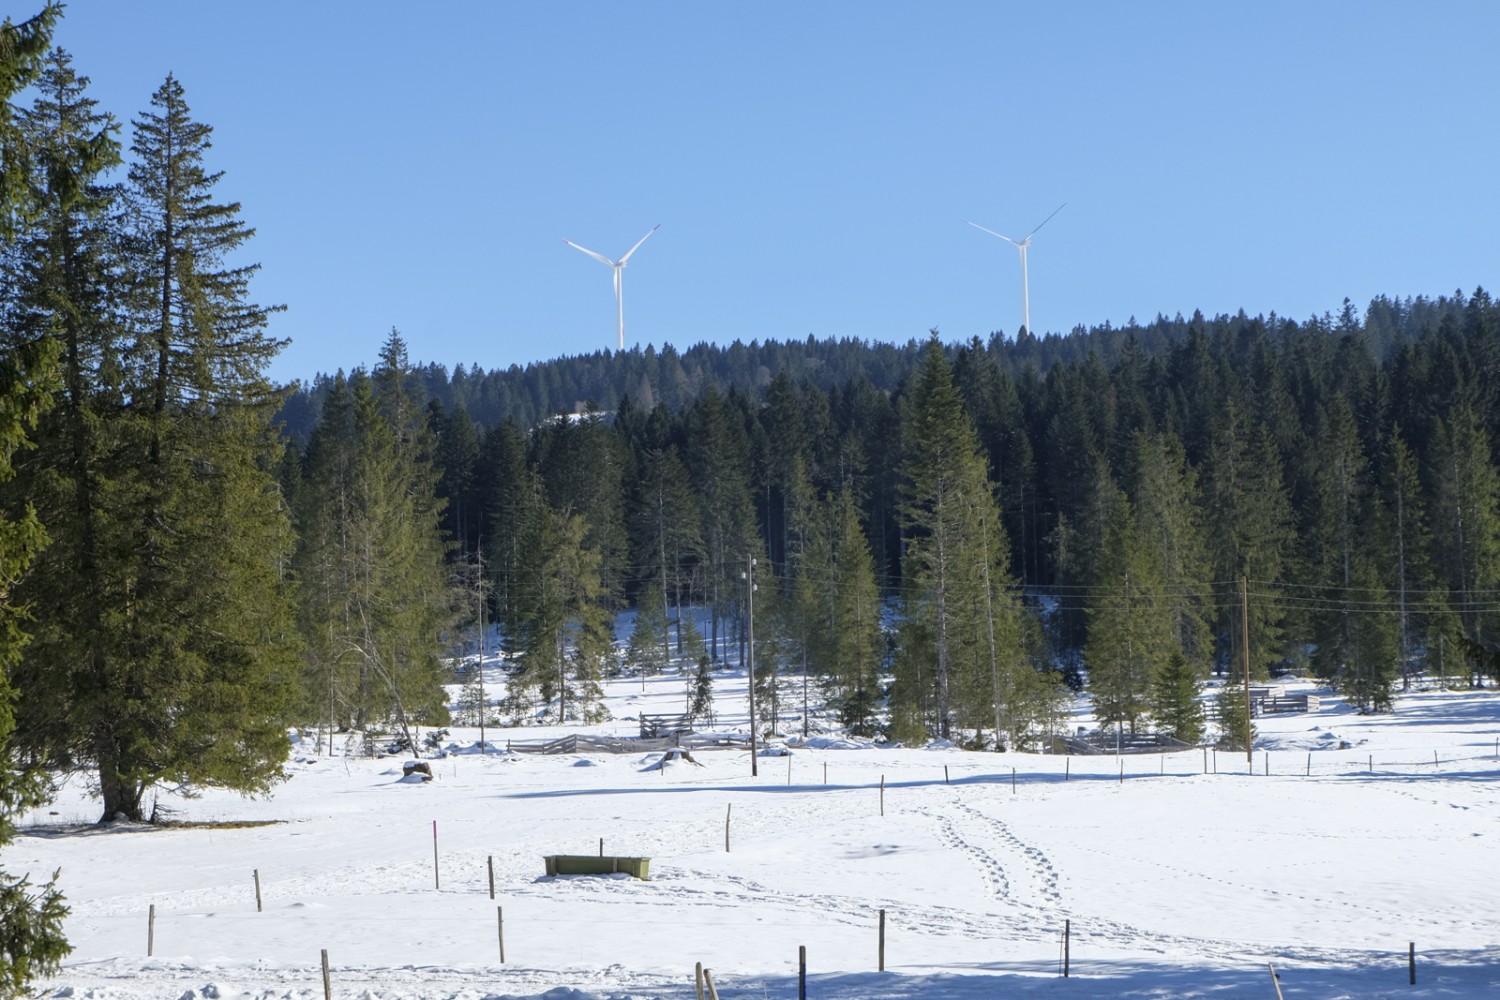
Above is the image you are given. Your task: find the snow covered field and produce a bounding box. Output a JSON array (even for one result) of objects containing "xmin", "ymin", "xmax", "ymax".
[{"xmin": 10, "ymin": 664, "xmax": 1500, "ymax": 1000}]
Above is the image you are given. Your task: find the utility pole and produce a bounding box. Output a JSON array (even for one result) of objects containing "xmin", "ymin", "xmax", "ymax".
[
  {"xmin": 1241, "ymin": 575, "xmax": 1252, "ymax": 764},
  {"xmin": 743, "ymin": 555, "xmax": 759, "ymax": 777},
  {"xmin": 477, "ymin": 542, "xmax": 487, "ymax": 755}
]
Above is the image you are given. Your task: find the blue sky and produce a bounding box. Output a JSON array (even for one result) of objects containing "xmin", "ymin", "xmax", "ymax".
[{"xmin": 29, "ymin": 1, "xmax": 1500, "ymax": 384}]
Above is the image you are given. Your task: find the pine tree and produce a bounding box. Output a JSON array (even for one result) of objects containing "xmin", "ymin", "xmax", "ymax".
[
  {"xmin": 1084, "ymin": 480, "xmax": 1174, "ymax": 733},
  {"xmin": 1429, "ymin": 405, "xmax": 1500, "ymax": 655},
  {"xmin": 0, "ymin": 10, "xmax": 71, "ymax": 988},
  {"xmin": 12, "ymin": 73, "xmax": 299, "ymax": 822},
  {"xmin": 1149, "ymin": 650, "xmax": 1205, "ymax": 744},
  {"xmin": 687, "ymin": 654, "xmax": 714, "ymax": 724},
  {"xmin": 4, "ymin": 45, "xmax": 123, "ymax": 775},
  {"xmin": 291, "ymin": 341, "xmax": 454, "ymax": 750},
  {"xmin": 625, "ymin": 584, "xmax": 670, "ymax": 678},
  {"xmin": 895, "ymin": 337, "xmax": 1027, "ymax": 744},
  {"xmin": 1203, "ymin": 406, "xmax": 1294, "ymax": 678},
  {"xmin": 507, "ymin": 497, "xmax": 613, "ymax": 724}
]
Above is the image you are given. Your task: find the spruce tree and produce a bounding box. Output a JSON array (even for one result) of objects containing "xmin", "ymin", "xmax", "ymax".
[
  {"xmin": 1084, "ymin": 479, "xmax": 1173, "ymax": 733},
  {"xmin": 12, "ymin": 72, "xmax": 297, "ymax": 822},
  {"xmin": 895, "ymin": 337, "xmax": 1027, "ymax": 744},
  {"xmin": 292, "ymin": 349, "xmax": 453, "ymax": 747},
  {"xmin": 0, "ymin": 10, "xmax": 71, "ymax": 989}
]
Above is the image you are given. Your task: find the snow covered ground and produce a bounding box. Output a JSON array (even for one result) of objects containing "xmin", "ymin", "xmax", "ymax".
[{"xmin": 10, "ymin": 662, "xmax": 1500, "ymax": 1000}]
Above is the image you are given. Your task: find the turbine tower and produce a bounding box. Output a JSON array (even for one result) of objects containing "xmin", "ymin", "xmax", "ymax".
[
  {"xmin": 966, "ymin": 204, "xmax": 1065, "ymax": 336},
  {"xmin": 562, "ymin": 225, "xmax": 660, "ymax": 350}
]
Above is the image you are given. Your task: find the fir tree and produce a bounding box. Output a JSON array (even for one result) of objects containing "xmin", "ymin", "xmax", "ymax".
[
  {"xmin": 1149, "ymin": 650, "xmax": 1205, "ymax": 744},
  {"xmin": 0, "ymin": 10, "xmax": 71, "ymax": 988},
  {"xmin": 895, "ymin": 337, "xmax": 1027, "ymax": 744},
  {"xmin": 12, "ymin": 73, "xmax": 298, "ymax": 822}
]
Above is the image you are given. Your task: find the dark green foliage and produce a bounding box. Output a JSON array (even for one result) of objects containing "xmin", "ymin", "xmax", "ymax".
[
  {"xmin": 688, "ymin": 654, "xmax": 714, "ymax": 724},
  {"xmin": 1150, "ymin": 651, "xmax": 1205, "ymax": 744},
  {"xmin": 0, "ymin": 8, "xmax": 72, "ymax": 992}
]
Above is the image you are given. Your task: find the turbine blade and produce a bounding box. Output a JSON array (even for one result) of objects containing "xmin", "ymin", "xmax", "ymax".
[
  {"xmin": 563, "ymin": 238, "xmax": 616, "ymax": 267},
  {"xmin": 966, "ymin": 220, "xmax": 1022, "ymax": 247},
  {"xmin": 1023, "ymin": 202, "xmax": 1067, "ymax": 241},
  {"xmin": 618, "ymin": 224, "xmax": 660, "ymax": 264}
]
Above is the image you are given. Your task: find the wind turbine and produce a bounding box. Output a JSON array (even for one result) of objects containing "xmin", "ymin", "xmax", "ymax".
[
  {"xmin": 966, "ymin": 203, "xmax": 1065, "ymax": 336},
  {"xmin": 562, "ymin": 225, "xmax": 660, "ymax": 351}
]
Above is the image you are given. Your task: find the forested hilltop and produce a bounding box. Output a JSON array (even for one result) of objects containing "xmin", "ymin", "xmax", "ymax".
[
  {"xmin": 281, "ymin": 288, "xmax": 1500, "ymax": 751},
  {"xmin": 275, "ymin": 294, "xmax": 1456, "ymax": 440}
]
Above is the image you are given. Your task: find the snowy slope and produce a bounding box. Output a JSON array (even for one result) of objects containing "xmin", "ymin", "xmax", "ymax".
[{"xmin": 9, "ymin": 662, "xmax": 1500, "ymax": 1000}]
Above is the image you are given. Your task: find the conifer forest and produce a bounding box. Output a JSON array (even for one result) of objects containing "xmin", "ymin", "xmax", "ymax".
[
  {"xmin": 1, "ymin": 7, "xmax": 1498, "ymax": 994},
  {"xmin": 4, "ymin": 4, "xmax": 1500, "ymax": 843}
]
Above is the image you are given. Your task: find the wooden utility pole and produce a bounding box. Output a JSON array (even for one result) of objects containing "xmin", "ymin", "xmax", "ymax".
[
  {"xmin": 744, "ymin": 555, "xmax": 758, "ymax": 777},
  {"xmin": 477, "ymin": 542, "xmax": 487, "ymax": 755},
  {"xmin": 1241, "ymin": 575, "xmax": 1252, "ymax": 764}
]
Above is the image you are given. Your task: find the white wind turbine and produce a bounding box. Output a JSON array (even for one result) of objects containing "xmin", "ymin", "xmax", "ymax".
[
  {"xmin": 562, "ymin": 225, "xmax": 660, "ymax": 351},
  {"xmin": 966, "ymin": 203, "xmax": 1065, "ymax": 336}
]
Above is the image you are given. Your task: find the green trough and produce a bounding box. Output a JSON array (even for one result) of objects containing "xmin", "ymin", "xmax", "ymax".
[{"xmin": 544, "ymin": 855, "xmax": 650, "ymax": 880}]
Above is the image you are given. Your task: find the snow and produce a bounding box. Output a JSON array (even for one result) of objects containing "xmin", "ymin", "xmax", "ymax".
[{"xmin": 9, "ymin": 665, "xmax": 1500, "ymax": 1000}]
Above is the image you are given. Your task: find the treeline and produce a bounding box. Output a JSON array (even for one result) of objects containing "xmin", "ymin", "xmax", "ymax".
[
  {"xmin": 276, "ymin": 293, "xmax": 1452, "ymax": 441},
  {"xmin": 408, "ymin": 290, "xmax": 1500, "ymax": 748}
]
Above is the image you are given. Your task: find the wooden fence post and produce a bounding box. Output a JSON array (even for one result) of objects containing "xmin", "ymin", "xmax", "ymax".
[
  {"xmin": 725, "ymin": 803, "xmax": 731, "ymax": 852},
  {"xmin": 879, "ymin": 775, "xmax": 885, "ymax": 816},
  {"xmin": 695, "ymin": 961, "xmax": 704, "ymax": 1000},
  {"xmin": 432, "ymin": 820, "xmax": 440, "ymax": 890},
  {"xmin": 878, "ymin": 908, "xmax": 886, "ymax": 971},
  {"xmin": 799, "ymin": 944, "xmax": 807, "ymax": 999},
  {"xmin": 1063, "ymin": 918, "xmax": 1070, "ymax": 977},
  {"xmin": 254, "ymin": 869, "xmax": 262, "ymax": 912},
  {"xmin": 488, "ymin": 855, "xmax": 495, "ymax": 899},
  {"xmin": 1066, "ymin": 756, "xmax": 1071, "ymax": 781},
  {"xmin": 147, "ymin": 904, "xmax": 155, "ymax": 956},
  {"xmin": 1269, "ymin": 962, "xmax": 1284, "ymax": 1000},
  {"xmin": 1409, "ymin": 941, "xmax": 1415, "ymax": 985},
  {"xmin": 944, "ymin": 764, "xmax": 949, "ymax": 785},
  {"xmin": 321, "ymin": 948, "xmax": 331, "ymax": 1000},
  {"xmin": 498, "ymin": 906, "xmax": 505, "ymax": 963},
  {"xmin": 703, "ymin": 967, "xmax": 721, "ymax": 1000},
  {"xmin": 1012, "ymin": 766, "xmax": 1016, "ymax": 793},
  {"xmin": 599, "ymin": 836, "xmax": 604, "ymax": 856}
]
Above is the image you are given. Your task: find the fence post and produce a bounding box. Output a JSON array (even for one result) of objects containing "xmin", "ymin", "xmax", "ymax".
[
  {"xmin": 725, "ymin": 804, "xmax": 731, "ymax": 853},
  {"xmin": 488, "ymin": 855, "xmax": 495, "ymax": 899},
  {"xmin": 1063, "ymin": 918, "xmax": 1070, "ymax": 977},
  {"xmin": 498, "ymin": 906, "xmax": 505, "ymax": 963},
  {"xmin": 1066, "ymin": 756, "xmax": 1070, "ymax": 781},
  {"xmin": 878, "ymin": 908, "xmax": 886, "ymax": 971},
  {"xmin": 1011, "ymin": 767, "xmax": 1016, "ymax": 793},
  {"xmin": 1306, "ymin": 753, "xmax": 1311, "ymax": 777},
  {"xmin": 1269, "ymin": 962, "xmax": 1284, "ymax": 1000},
  {"xmin": 944, "ymin": 764, "xmax": 949, "ymax": 785},
  {"xmin": 432, "ymin": 820, "xmax": 440, "ymax": 890},
  {"xmin": 254, "ymin": 869, "xmax": 263, "ymax": 912},
  {"xmin": 321, "ymin": 948, "xmax": 331, "ymax": 1000},
  {"xmin": 703, "ymin": 967, "xmax": 721, "ymax": 1000},
  {"xmin": 147, "ymin": 904, "xmax": 155, "ymax": 956},
  {"xmin": 1409, "ymin": 941, "xmax": 1415, "ymax": 985},
  {"xmin": 880, "ymin": 775, "xmax": 885, "ymax": 816},
  {"xmin": 799, "ymin": 944, "xmax": 807, "ymax": 1000},
  {"xmin": 695, "ymin": 961, "xmax": 704, "ymax": 1000}
]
